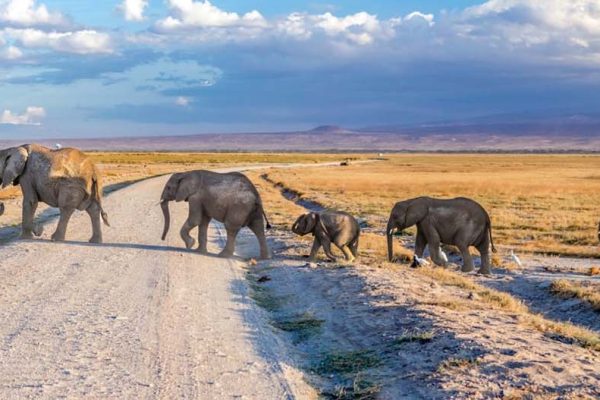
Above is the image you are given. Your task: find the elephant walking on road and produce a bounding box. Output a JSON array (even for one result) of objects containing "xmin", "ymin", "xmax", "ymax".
[
  {"xmin": 0, "ymin": 144, "xmax": 109, "ymax": 243},
  {"xmin": 387, "ymin": 197, "xmax": 496, "ymax": 274},
  {"xmin": 160, "ymin": 170, "xmax": 271, "ymax": 259}
]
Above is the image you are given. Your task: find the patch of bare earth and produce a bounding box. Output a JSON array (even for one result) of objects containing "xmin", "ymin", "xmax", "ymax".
[{"xmin": 245, "ymin": 227, "xmax": 600, "ymax": 399}]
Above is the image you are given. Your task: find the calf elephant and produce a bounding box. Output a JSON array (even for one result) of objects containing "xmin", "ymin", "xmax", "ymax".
[
  {"xmin": 387, "ymin": 197, "xmax": 496, "ymax": 274},
  {"xmin": 160, "ymin": 170, "xmax": 271, "ymax": 259},
  {"xmin": 0, "ymin": 144, "xmax": 109, "ymax": 242},
  {"xmin": 292, "ymin": 211, "xmax": 360, "ymax": 262}
]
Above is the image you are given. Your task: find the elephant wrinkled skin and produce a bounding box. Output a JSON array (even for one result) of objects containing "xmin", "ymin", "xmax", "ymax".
[
  {"xmin": 387, "ymin": 196, "xmax": 496, "ymax": 274},
  {"xmin": 160, "ymin": 170, "xmax": 271, "ymax": 259},
  {"xmin": 292, "ymin": 211, "xmax": 360, "ymax": 262},
  {"xmin": 0, "ymin": 144, "xmax": 109, "ymax": 243}
]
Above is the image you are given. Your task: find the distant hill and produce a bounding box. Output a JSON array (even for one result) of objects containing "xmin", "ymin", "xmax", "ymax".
[{"xmin": 1, "ymin": 116, "xmax": 599, "ymax": 152}]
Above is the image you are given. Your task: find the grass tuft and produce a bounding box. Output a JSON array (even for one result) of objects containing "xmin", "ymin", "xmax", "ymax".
[
  {"xmin": 312, "ymin": 350, "xmax": 381, "ymax": 375},
  {"xmin": 437, "ymin": 356, "xmax": 481, "ymax": 372},
  {"xmin": 550, "ymin": 279, "xmax": 600, "ymax": 312},
  {"xmin": 272, "ymin": 312, "xmax": 324, "ymax": 342}
]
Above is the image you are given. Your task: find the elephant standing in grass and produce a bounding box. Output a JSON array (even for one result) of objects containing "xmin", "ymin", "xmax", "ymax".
[
  {"xmin": 160, "ymin": 170, "xmax": 272, "ymax": 259},
  {"xmin": 292, "ymin": 211, "xmax": 360, "ymax": 262},
  {"xmin": 0, "ymin": 144, "xmax": 109, "ymax": 242},
  {"xmin": 387, "ymin": 197, "xmax": 496, "ymax": 274}
]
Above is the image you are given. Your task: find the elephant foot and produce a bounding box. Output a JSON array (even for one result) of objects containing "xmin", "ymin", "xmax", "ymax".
[
  {"xmin": 197, "ymin": 247, "xmax": 208, "ymax": 255},
  {"xmin": 461, "ymin": 264, "xmax": 475, "ymax": 273},
  {"xmin": 218, "ymin": 250, "xmax": 234, "ymax": 258},
  {"xmin": 259, "ymin": 252, "xmax": 272, "ymax": 260},
  {"xmin": 183, "ymin": 237, "xmax": 196, "ymax": 250},
  {"xmin": 478, "ymin": 267, "xmax": 492, "ymax": 275},
  {"xmin": 89, "ymin": 236, "xmax": 103, "ymax": 244},
  {"xmin": 20, "ymin": 232, "xmax": 35, "ymax": 240},
  {"xmin": 33, "ymin": 225, "xmax": 44, "ymax": 237},
  {"xmin": 51, "ymin": 232, "xmax": 65, "ymax": 242}
]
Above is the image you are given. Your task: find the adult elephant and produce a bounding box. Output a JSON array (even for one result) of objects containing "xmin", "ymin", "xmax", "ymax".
[
  {"xmin": 386, "ymin": 197, "xmax": 496, "ymax": 274},
  {"xmin": 0, "ymin": 144, "xmax": 109, "ymax": 242},
  {"xmin": 160, "ymin": 170, "xmax": 271, "ymax": 259}
]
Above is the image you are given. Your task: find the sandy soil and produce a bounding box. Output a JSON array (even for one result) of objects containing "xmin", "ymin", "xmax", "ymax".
[
  {"xmin": 253, "ymin": 230, "xmax": 600, "ymax": 399},
  {"xmin": 0, "ymin": 172, "xmax": 316, "ymax": 399}
]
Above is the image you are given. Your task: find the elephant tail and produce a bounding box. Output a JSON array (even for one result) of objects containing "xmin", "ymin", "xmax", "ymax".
[
  {"xmin": 487, "ymin": 217, "xmax": 496, "ymax": 253},
  {"xmin": 92, "ymin": 175, "xmax": 110, "ymax": 227},
  {"xmin": 259, "ymin": 202, "xmax": 272, "ymax": 229}
]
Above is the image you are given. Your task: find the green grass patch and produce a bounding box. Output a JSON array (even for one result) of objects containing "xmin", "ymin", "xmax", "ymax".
[
  {"xmin": 249, "ymin": 283, "xmax": 286, "ymax": 312},
  {"xmin": 312, "ymin": 350, "xmax": 381, "ymax": 375},
  {"xmin": 272, "ymin": 312, "xmax": 324, "ymax": 343}
]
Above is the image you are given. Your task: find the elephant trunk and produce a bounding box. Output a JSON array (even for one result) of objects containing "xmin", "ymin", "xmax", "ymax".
[
  {"xmin": 160, "ymin": 200, "xmax": 170, "ymax": 240},
  {"xmin": 387, "ymin": 219, "xmax": 394, "ymax": 262}
]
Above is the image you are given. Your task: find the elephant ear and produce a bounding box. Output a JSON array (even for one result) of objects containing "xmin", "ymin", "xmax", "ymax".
[
  {"xmin": 292, "ymin": 214, "xmax": 304, "ymax": 234},
  {"xmin": 404, "ymin": 200, "xmax": 428, "ymax": 227},
  {"xmin": 2, "ymin": 146, "xmax": 29, "ymax": 188},
  {"xmin": 175, "ymin": 175, "xmax": 192, "ymax": 202},
  {"xmin": 305, "ymin": 213, "xmax": 318, "ymax": 234}
]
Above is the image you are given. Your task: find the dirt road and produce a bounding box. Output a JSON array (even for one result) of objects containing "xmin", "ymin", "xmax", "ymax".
[{"xmin": 0, "ymin": 172, "xmax": 314, "ymax": 399}]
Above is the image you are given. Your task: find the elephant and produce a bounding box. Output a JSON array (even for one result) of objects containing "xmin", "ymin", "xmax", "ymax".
[
  {"xmin": 292, "ymin": 211, "xmax": 360, "ymax": 262},
  {"xmin": 0, "ymin": 202, "xmax": 3, "ymax": 216},
  {"xmin": 386, "ymin": 197, "xmax": 496, "ymax": 274},
  {"xmin": 0, "ymin": 144, "xmax": 109, "ymax": 242},
  {"xmin": 160, "ymin": 170, "xmax": 272, "ymax": 259}
]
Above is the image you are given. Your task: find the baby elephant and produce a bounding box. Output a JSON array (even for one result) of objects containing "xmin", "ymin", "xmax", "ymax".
[{"xmin": 292, "ymin": 211, "xmax": 360, "ymax": 262}]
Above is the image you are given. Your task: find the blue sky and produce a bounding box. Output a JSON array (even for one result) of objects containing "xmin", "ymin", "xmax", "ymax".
[{"xmin": 1, "ymin": 0, "xmax": 599, "ymax": 138}]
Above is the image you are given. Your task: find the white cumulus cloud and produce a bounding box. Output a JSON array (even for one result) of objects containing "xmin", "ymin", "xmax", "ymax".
[
  {"xmin": 155, "ymin": 0, "xmax": 266, "ymax": 31},
  {"xmin": 5, "ymin": 28, "xmax": 113, "ymax": 54},
  {"xmin": 0, "ymin": 0, "xmax": 67, "ymax": 27},
  {"xmin": 0, "ymin": 106, "xmax": 46, "ymax": 125},
  {"xmin": 118, "ymin": 0, "xmax": 149, "ymax": 22}
]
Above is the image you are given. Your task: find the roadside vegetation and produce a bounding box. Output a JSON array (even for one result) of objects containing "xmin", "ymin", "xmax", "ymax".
[{"xmin": 261, "ymin": 154, "xmax": 600, "ymax": 257}]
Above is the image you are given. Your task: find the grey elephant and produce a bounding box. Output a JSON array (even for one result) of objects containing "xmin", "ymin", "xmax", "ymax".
[
  {"xmin": 387, "ymin": 197, "xmax": 496, "ymax": 274},
  {"xmin": 0, "ymin": 202, "xmax": 3, "ymax": 216},
  {"xmin": 160, "ymin": 170, "xmax": 271, "ymax": 259},
  {"xmin": 292, "ymin": 211, "xmax": 360, "ymax": 262},
  {"xmin": 0, "ymin": 144, "xmax": 109, "ymax": 242}
]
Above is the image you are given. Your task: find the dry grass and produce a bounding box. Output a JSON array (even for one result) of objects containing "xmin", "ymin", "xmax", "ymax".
[
  {"xmin": 264, "ymin": 154, "xmax": 600, "ymax": 257},
  {"xmin": 550, "ymin": 279, "xmax": 600, "ymax": 311},
  {"xmin": 589, "ymin": 266, "xmax": 600, "ymax": 276},
  {"xmin": 418, "ymin": 267, "xmax": 600, "ymax": 350}
]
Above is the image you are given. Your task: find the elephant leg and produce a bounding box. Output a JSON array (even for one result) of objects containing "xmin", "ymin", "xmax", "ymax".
[
  {"xmin": 248, "ymin": 217, "xmax": 270, "ymax": 260},
  {"xmin": 411, "ymin": 229, "xmax": 427, "ymax": 267},
  {"xmin": 321, "ymin": 237, "xmax": 338, "ymax": 262},
  {"xmin": 52, "ymin": 207, "xmax": 75, "ymax": 241},
  {"xmin": 350, "ymin": 237, "xmax": 359, "ymax": 257},
  {"xmin": 86, "ymin": 202, "xmax": 103, "ymax": 244},
  {"xmin": 21, "ymin": 196, "xmax": 38, "ymax": 239},
  {"xmin": 218, "ymin": 225, "xmax": 240, "ymax": 258},
  {"xmin": 180, "ymin": 206, "xmax": 202, "ymax": 249},
  {"xmin": 308, "ymin": 238, "xmax": 321, "ymax": 261},
  {"xmin": 477, "ymin": 243, "xmax": 492, "ymax": 275},
  {"xmin": 197, "ymin": 217, "xmax": 211, "ymax": 254},
  {"xmin": 459, "ymin": 245, "xmax": 475, "ymax": 273},
  {"xmin": 428, "ymin": 243, "xmax": 447, "ymax": 267},
  {"xmin": 341, "ymin": 245, "xmax": 356, "ymax": 262}
]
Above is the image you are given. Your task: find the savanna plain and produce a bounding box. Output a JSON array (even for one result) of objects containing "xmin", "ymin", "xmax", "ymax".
[{"xmin": 0, "ymin": 152, "xmax": 599, "ymax": 399}]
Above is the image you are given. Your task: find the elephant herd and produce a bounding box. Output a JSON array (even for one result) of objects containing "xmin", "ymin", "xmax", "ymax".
[{"xmin": 0, "ymin": 143, "xmax": 549, "ymax": 276}]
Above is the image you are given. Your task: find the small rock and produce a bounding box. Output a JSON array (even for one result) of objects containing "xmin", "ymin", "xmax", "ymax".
[
  {"xmin": 430, "ymin": 282, "xmax": 439, "ymax": 289},
  {"xmin": 306, "ymin": 262, "xmax": 318, "ymax": 268},
  {"xmin": 248, "ymin": 259, "xmax": 258, "ymax": 266},
  {"xmin": 467, "ymin": 292, "xmax": 479, "ymax": 300},
  {"xmin": 257, "ymin": 275, "xmax": 271, "ymax": 283}
]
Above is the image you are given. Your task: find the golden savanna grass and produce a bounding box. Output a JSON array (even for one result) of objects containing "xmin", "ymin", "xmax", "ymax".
[
  {"xmin": 262, "ymin": 154, "xmax": 600, "ymax": 257},
  {"xmin": 550, "ymin": 279, "xmax": 600, "ymax": 311},
  {"xmin": 0, "ymin": 152, "xmax": 369, "ymax": 201}
]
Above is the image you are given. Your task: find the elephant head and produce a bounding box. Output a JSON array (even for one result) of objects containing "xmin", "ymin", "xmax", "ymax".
[
  {"xmin": 160, "ymin": 173, "xmax": 193, "ymax": 240},
  {"xmin": 0, "ymin": 146, "xmax": 29, "ymax": 189},
  {"xmin": 387, "ymin": 198, "xmax": 428, "ymax": 261},
  {"xmin": 292, "ymin": 212, "xmax": 318, "ymax": 236}
]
